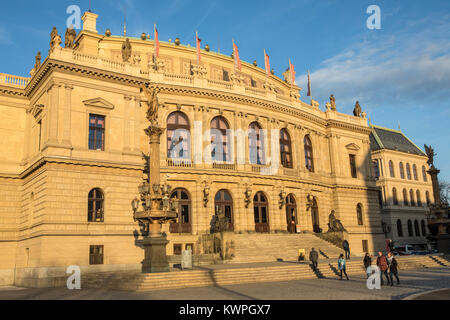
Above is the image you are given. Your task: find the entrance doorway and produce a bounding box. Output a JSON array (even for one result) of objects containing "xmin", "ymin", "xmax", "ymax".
[
  {"xmin": 311, "ymin": 198, "xmax": 321, "ymax": 233},
  {"xmin": 286, "ymin": 194, "xmax": 297, "ymax": 233},
  {"xmin": 214, "ymin": 190, "xmax": 234, "ymax": 231},
  {"xmin": 169, "ymin": 189, "xmax": 192, "ymax": 233},
  {"xmin": 254, "ymin": 192, "xmax": 270, "ymax": 233}
]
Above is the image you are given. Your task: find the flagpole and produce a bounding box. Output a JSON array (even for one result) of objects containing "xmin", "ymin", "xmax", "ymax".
[
  {"xmin": 232, "ymin": 39, "xmax": 236, "ymax": 73},
  {"xmin": 289, "ymin": 59, "xmax": 293, "ymax": 91},
  {"xmin": 264, "ymin": 49, "xmax": 267, "ymax": 81},
  {"xmin": 308, "ymin": 70, "xmax": 312, "ymax": 104},
  {"xmin": 153, "ymin": 24, "xmax": 156, "ymax": 63},
  {"xmin": 196, "ymin": 31, "xmax": 199, "ymax": 66}
]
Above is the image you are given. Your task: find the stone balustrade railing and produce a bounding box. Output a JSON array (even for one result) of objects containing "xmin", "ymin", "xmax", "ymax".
[{"xmin": 0, "ymin": 73, "xmax": 30, "ymax": 88}]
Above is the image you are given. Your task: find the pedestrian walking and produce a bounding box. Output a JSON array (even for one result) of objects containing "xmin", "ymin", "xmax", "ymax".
[
  {"xmin": 309, "ymin": 248, "xmax": 319, "ymax": 272},
  {"xmin": 376, "ymin": 251, "xmax": 390, "ymax": 286},
  {"xmin": 387, "ymin": 252, "xmax": 400, "ymax": 286},
  {"xmin": 343, "ymin": 240, "xmax": 350, "ymax": 260},
  {"xmin": 363, "ymin": 252, "xmax": 372, "ymax": 278},
  {"xmin": 338, "ymin": 253, "xmax": 349, "ymax": 280}
]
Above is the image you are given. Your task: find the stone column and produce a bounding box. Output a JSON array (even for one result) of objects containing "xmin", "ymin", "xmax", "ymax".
[
  {"xmin": 61, "ymin": 84, "xmax": 73, "ymax": 147},
  {"xmin": 47, "ymin": 83, "xmax": 60, "ymax": 146},
  {"xmin": 123, "ymin": 95, "xmax": 132, "ymax": 152}
]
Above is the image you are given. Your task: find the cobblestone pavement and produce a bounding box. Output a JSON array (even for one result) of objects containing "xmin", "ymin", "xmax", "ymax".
[{"xmin": 0, "ymin": 267, "xmax": 449, "ymax": 300}]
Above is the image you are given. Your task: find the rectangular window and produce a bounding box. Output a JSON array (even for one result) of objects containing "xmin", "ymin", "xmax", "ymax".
[
  {"xmin": 349, "ymin": 154, "xmax": 357, "ymax": 178},
  {"xmin": 222, "ymin": 69, "xmax": 230, "ymax": 82},
  {"xmin": 251, "ymin": 78, "xmax": 257, "ymax": 87},
  {"xmin": 88, "ymin": 114, "xmax": 105, "ymax": 151},
  {"xmin": 173, "ymin": 244, "xmax": 182, "ymax": 255},
  {"xmin": 362, "ymin": 240, "xmax": 369, "ymax": 253},
  {"xmin": 89, "ymin": 245, "xmax": 104, "ymax": 265}
]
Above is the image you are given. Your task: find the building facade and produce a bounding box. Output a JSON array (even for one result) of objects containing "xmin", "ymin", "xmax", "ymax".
[
  {"xmin": 0, "ymin": 11, "xmax": 389, "ymax": 286},
  {"xmin": 370, "ymin": 125, "xmax": 433, "ymax": 247}
]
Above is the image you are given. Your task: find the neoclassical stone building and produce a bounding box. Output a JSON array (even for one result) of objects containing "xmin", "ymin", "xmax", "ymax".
[
  {"xmin": 370, "ymin": 125, "xmax": 433, "ymax": 247},
  {"xmin": 0, "ymin": 11, "xmax": 390, "ymax": 286}
]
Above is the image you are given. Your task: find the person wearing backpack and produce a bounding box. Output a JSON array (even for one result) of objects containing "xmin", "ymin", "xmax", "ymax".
[{"xmin": 376, "ymin": 251, "xmax": 390, "ymax": 286}]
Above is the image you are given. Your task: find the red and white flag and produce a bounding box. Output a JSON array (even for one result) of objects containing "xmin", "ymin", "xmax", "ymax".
[
  {"xmin": 196, "ymin": 31, "xmax": 202, "ymax": 63},
  {"xmin": 154, "ymin": 24, "xmax": 160, "ymax": 58},
  {"xmin": 289, "ymin": 59, "xmax": 296, "ymax": 85},
  {"xmin": 233, "ymin": 40, "xmax": 242, "ymax": 71},
  {"xmin": 307, "ymin": 70, "xmax": 312, "ymax": 97},
  {"xmin": 264, "ymin": 49, "xmax": 271, "ymax": 77}
]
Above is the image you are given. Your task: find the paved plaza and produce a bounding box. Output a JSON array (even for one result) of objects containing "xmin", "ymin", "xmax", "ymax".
[{"xmin": 0, "ymin": 267, "xmax": 449, "ymax": 300}]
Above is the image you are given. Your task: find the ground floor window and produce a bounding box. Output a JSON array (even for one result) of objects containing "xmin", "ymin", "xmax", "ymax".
[
  {"xmin": 89, "ymin": 245, "xmax": 104, "ymax": 265},
  {"xmin": 362, "ymin": 240, "xmax": 369, "ymax": 253}
]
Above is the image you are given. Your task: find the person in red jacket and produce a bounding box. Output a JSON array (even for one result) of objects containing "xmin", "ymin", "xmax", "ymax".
[{"xmin": 376, "ymin": 251, "xmax": 391, "ymax": 286}]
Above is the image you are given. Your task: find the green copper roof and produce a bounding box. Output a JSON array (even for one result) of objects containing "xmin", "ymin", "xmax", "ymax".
[{"xmin": 369, "ymin": 125, "xmax": 426, "ymax": 156}]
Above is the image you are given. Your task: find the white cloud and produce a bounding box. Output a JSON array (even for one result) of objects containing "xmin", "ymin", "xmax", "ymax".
[{"xmin": 297, "ymin": 17, "xmax": 450, "ymax": 114}]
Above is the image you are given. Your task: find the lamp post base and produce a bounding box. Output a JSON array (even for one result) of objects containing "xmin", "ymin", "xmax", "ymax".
[{"xmin": 142, "ymin": 233, "xmax": 170, "ymax": 273}]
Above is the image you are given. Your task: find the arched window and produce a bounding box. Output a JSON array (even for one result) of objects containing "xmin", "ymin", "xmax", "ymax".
[
  {"xmin": 413, "ymin": 164, "xmax": 418, "ymax": 180},
  {"xmin": 426, "ymin": 191, "xmax": 431, "ymax": 206},
  {"xmin": 304, "ymin": 135, "xmax": 314, "ymax": 172},
  {"xmin": 88, "ymin": 188, "xmax": 104, "ymax": 222},
  {"xmin": 399, "ymin": 162, "xmax": 405, "ymax": 179},
  {"xmin": 169, "ymin": 188, "xmax": 191, "ymax": 234},
  {"xmin": 392, "ymin": 187, "xmax": 399, "ymax": 205},
  {"xmin": 167, "ymin": 112, "xmax": 190, "ymax": 159},
  {"xmin": 397, "ymin": 220, "xmax": 403, "ymax": 237},
  {"xmin": 280, "ymin": 129, "xmax": 293, "ymax": 168},
  {"xmin": 372, "ymin": 160, "xmax": 380, "ymax": 179},
  {"xmin": 416, "ymin": 190, "xmax": 422, "ymax": 207},
  {"xmin": 422, "ymin": 166, "xmax": 428, "ymax": 182},
  {"xmin": 215, "ymin": 190, "xmax": 234, "ymax": 231},
  {"xmin": 421, "ymin": 220, "xmax": 427, "ymax": 236},
  {"xmin": 410, "ymin": 189, "xmax": 415, "ymax": 206},
  {"xmin": 248, "ymin": 122, "xmax": 265, "ymax": 165},
  {"xmin": 286, "ymin": 194, "xmax": 297, "ymax": 233},
  {"xmin": 406, "ymin": 163, "xmax": 412, "ymax": 180},
  {"xmin": 389, "ymin": 160, "xmax": 395, "ymax": 177},
  {"xmin": 414, "ymin": 220, "xmax": 420, "ymax": 237},
  {"xmin": 403, "ymin": 188, "xmax": 409, "ymax": 206},
  {"xmin": 254, "ymin": 192, "xmax": 270, "ymax": 233},
  {"xmin": 356, "ymin": 203, "xmax": 364, "ymax": 226},
  {"xmin": 407, "ymin": 220, "xmax": 413, "ymax": 237},
  {"xmin": 211, "ymin": 116, "xmax": 230, "ymax": 162}
]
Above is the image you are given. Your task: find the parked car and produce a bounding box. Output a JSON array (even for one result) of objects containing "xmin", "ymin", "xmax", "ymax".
[{"xmin": 393, "ymin": 245, "xmax": 414, "ymax": 255}]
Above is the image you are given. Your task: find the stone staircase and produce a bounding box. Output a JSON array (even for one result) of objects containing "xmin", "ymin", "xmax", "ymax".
[
  {"xmin": 82, "ymin": 255, "xmax": 449, "ymax": 292},
  {"xmin": 230, "ymin": 233, "xmax": 345, "ymax": 264},
  {"xmin": 83, "ymin": 264, "xmax": 316, "ymax": 292}
]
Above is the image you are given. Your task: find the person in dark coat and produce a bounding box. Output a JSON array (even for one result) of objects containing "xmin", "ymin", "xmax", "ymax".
[
  {"xmin": 309, "ymin": 248, "xmax": 319, "ymax": 272},
  {"xmin": 342, "ymin": 240, "xmax": 350, "ymax": 259},
  {"xmin": 376, "ymin": 251, "xmax": 390, "ymax": 286},
  {"xmin": 387, "ymin": 252, "xmax": 400, "ymax": 286},
  {"xmin": 363, "ymin": 253, "xmax": 372, "ymax": 278}
]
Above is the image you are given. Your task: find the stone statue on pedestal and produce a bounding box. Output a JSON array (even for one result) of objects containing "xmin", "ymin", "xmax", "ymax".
[
  {"xmin": 424, "ymin": 144, "xmax": 435, "ymax": 168},
  {"xmin": 141, "ymin": 85, "xmax": 160, "ymax": 124},
  {"xmin": 353, "ymin": 101, "xmax": 362, "ymax": 117},
  {"xmin": 50, "ymin": 27, "xmax": 62, "ymax": 50},
  {"xmin": 65, "ymin": 27, "xmax": 77, "ymax": 48},
  {"xmin": 327, "ymin": 210, "xmax": 346, "ymax": 232},
  {"xmin": 330, "ymin": 94, "xmax": 337, "ymax": 111},
  {"xmin": 122, "ymin": 38, "xmax": 132, "ymax": 62}
]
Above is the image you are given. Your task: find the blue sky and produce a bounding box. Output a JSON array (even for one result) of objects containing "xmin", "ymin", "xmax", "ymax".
[{"xmin": 0, "ymin": 0, "xmax": 449, "ymax": 181}]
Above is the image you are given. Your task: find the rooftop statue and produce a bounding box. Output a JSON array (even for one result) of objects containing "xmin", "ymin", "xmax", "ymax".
[
  {"xmin": 353, "ymin": 101, "xmax": 362, "ymax": 117},
  {"xmin": 330, "ymin": 94, "xmax": 336, "ymax": 111},
  {"xmin": 424, "ymin": 144, "xmax": 435, "ymax": 168},
  {"xmin": 34, "ymin": 52, "xmax": 41, "ymax": 70},
  {"xmin": 122, "ymin": 38, "xmax": 132, "ymax": 62},
  {"xmin": 50, "ymin": 27, "xmax": 62, "ymax": 50},
  {"xmin": 65, "ymin": 27, "xmax": 77, "ymax": 49}
]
